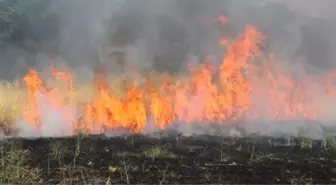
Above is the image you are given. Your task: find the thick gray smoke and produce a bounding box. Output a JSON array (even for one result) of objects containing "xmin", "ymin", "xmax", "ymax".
[
  {"xmin": 1, "ymin": 0, "xmax": 336, "ymax": 77},
  {"xmin": 225, "ymin": 0, "xmax": 336, "ymax": 74},
  {"xmin": 96, "ymin": 0, "xmax": 227, "ymax": 74},
  {"xmin": 1, "ymin": 0, "xmax": 336, "ymax": 139},
  {"xmin": 92, "ymin": 0, "xmax": 336, "ymax": 75}
]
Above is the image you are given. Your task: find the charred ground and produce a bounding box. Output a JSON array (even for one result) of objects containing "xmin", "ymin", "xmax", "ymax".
[{"xmin": 1, "ymin": 132, "xmax": 336, "ymax": 184}]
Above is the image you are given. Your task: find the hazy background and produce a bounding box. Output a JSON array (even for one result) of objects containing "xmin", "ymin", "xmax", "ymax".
[{"xmin": 0, "ymin": 0, "xmax": 336, "ymax": 80}]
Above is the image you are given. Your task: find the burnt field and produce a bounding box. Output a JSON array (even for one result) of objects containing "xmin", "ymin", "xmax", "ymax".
[{"xmin": 1, "ymin": 131, "xmax": 336, "ymax": 184}]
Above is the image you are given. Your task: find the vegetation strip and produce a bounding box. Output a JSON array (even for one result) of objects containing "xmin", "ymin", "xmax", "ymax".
[{"xmin": 1, "ymin": 134, "xmax": 336, "ymax": 184}]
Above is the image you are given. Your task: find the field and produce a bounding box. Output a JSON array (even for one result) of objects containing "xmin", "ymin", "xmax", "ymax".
[
  {"xmin": 1, "ymin": 16, "xmax": 336, "ymax": 184},
  {"xmin": 1, "ymin": 72, "xmax": 336, "ymax": 184},
  {"xmin": 1, "ymin": 130, "xmax": 336, "ymax": 184},
  {"xmin": 0, "ymin": 61, "xmax": 336, "ymax": 184}
]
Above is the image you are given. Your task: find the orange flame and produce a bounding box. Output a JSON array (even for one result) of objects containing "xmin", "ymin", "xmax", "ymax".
[{"xmin": 21, "ymin": 16, "xmax": 336, "ymax": 134}]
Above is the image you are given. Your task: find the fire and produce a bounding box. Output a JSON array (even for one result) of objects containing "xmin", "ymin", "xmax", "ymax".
[
  {"xmin": 23, "ymin": 69, "xmax": 44, "ymax": 127},
  {"xmin": 23, "ymin": 68, "xmax": 75, "ymax": 130},
  {"xmin": 21, "ymin": 16, "xmax": 336, "ymax": 135}
]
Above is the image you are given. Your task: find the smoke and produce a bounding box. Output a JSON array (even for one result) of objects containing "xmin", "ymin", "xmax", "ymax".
[
  {"xmin": 55, "ymin": 0, "xmax": 336, "ymax": 75},
  {"xmin": 1, "ymin": 0, "xmax": 336, "ymax": 76},
  {"xmin": 160, "ymin": 120, "xmax": 336, "ymax": 140},
  {"xmin": 16, "ymin": 93, "xmax": 76, "ymax": 137},
  {"xmin": 1, "ymin": 0, "xmax": 336, "ymax": 139}
]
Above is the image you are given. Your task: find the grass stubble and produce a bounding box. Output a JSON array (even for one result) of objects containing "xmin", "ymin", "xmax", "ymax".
[{"xmin": 0, "ymin": 133, "xmax": 335, "ymax": 184}]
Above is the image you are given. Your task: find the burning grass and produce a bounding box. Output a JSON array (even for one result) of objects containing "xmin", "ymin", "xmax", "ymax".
[
  {"xmin": 1, "ymin": 15, "xmax": 336, "ymax": 137},
  {"xmin": 1, "ymin": 13, "xmax": 336, "ymax": 184}
]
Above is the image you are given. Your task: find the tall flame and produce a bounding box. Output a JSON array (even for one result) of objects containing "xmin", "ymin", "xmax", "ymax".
[{"xmin": 21, "ymin": 16, "xmax": 336, "ymax": 135}]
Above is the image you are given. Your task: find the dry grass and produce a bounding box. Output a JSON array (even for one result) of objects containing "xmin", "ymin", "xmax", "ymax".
[
  {"xmin": 0, "ymin": 143, "xmax": 42, "ymax": 184},
  {"xmin": 0, "ymin": 72, "xmax": 182, "ymax": 133},
  {"xmin": 0, "ymin": 80, "xmax": 27, "ymax": 130},
  {"xmin": 1, "ymin": 134, "xmax": 335, "ymax": 184}
]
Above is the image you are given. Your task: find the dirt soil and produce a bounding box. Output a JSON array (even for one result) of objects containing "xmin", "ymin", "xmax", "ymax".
[{"xmin": 1, "ymin": 133, "xmax": 336, "ymax": 184}]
